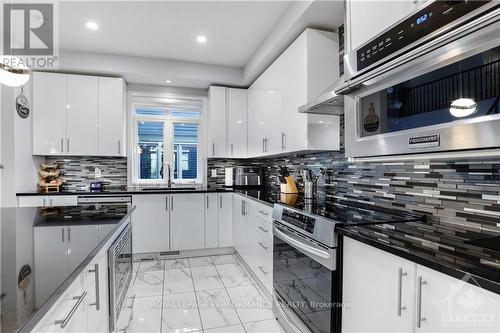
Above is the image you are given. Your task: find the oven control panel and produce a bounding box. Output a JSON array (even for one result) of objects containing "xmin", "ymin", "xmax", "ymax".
[
  {"xmin": 357, "ymin": 0, "xmax": 491, "ymax": 71},
  {"xmin": 282, "ymin": 209, "xmax": 316, "ymax": 234}
]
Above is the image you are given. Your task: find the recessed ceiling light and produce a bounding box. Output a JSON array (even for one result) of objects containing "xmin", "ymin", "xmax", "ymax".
[
  {"xmin": 85, "ymin": 21, "xmax": 99, "ymax": 31},
  {"xmin": 165, "ymin": 80, "xmax": 172, "ymax": 84},
  {"xmin": 196, "ymin": 35, "xmax": 207, "ymax": 44}
]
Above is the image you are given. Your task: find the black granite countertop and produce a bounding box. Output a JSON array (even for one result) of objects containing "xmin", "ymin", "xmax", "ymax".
[
  {"xmin": 1, "ymin": 204, "xmax": 134, "ymax": 333},
  {"xmin": 16, "ymin": 186, "xmax": 234, "ymax": 196},
  {"xmin": 338, "ymin": 220, "xmax": 500, "ymax": 295}
]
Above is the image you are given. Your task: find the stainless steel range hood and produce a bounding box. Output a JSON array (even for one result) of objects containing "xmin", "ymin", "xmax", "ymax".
[{"xmin": 298, "ymin": 76, "xmax": 344, "ymax": 115}]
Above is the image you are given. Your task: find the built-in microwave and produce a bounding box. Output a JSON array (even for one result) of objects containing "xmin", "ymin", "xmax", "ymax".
[{"xmin": 340, "ymin": 0, "xmax": 500, "ymax": 158}]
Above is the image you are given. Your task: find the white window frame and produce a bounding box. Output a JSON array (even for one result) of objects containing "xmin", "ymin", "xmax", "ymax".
[{"xmin": 130, "ymin": 96, "xmax": 204, "ymax": 186}]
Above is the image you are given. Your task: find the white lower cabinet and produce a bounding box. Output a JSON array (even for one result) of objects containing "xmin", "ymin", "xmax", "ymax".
[
  {"xmin": 416, "ymin": 265, "xmax": 500, "ymax": 333},
  {"xmin": 132, "ymin": 192, "xmax": 232, "ymax": 254},
  {"xmin": 18, "ymin": 195, "xmax": 78, "ymax": 207},
  {"xmin": 34, "ymin": 225, "xmax": 100, "ymax": 308},
  {"xmin": 218, "ymin": 193, "xmax": 233, "ymax": 247},
  {"xmin": 342, "ymin": 237, "xmax": 500, "ymax": 333},
  {"xmin": 342, "ymin": 237, "xmax": 416, "ymax": 333},
  {"xmin": 33, "ymin": 272, "xmax": 88, "ymax": 333},
  {"xmin": 33, "ymin": 247, "xmax": 110, "ymax": 333},
  {"xmin": 170, "ymin": 193, "xmax": 205, "ymax": 251},
  {"xmin": 232, "ymin": 194, "xmax": 273, "ymax": 294},
  {"xmin": 86, "ymin": 251, "xmax": 109, "ymax": 333},
  {"xmin": 131, "ymin": 194, "xmax": 169, "ymax": 253},
  {"xmin": 205, "ymin": 193, "xmax": 219, "ymax": 248}
]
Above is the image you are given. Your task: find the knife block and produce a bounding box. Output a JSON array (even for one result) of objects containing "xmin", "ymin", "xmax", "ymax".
[{"xmin": 280, "ymin": 176, "xmax": 298, "ymax": 194}]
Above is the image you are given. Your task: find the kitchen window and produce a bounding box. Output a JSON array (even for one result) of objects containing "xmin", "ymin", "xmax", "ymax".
[{"xmin": 133, "ymin": 103, "xmax": 202, "ymax": 185}]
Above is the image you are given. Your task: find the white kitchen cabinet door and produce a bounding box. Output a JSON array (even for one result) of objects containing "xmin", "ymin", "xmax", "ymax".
[
  {"xmin": 205, "ymin": 193, "xmax": 218, "ymax": 248},
  {"xmin": 218, "ymin": 193, "xmax": 233, "ymax": 247},
  {"xmin": 131, "ymin": 194, "xmax": 169, "ymax": 253},
  {"xmin": 342, "ymin": 238, "xmax": 416, "ymax": 333},
  {"xmin": 18, "ymin": 195, "xmax": 78, "ymax": 207},
  {"xmin": 348, "ymin": 0, "xmax": 415, "ymax": 50},
  {"xmin": 66, "ymin": 75, "xmax": 99, "ymax": 155},
  {"xmin": 98, "ymin": 77, "xmax": 126, "ymax": 156},
  {"xmin": 33, "ymin": 274, "xmax": 88, "ymax": 333},
  {"xmin": 208, "ymin": 86, "xmax": 227, "ymax": 157},
  {"xmin": 67, "ymin": 225, "xmax": 100, "ymax": 273},
  {"xmin": 32, "ymin": 72, "xmax": 67, "ymax": 155},
  {"xmin": 86, "ymin": 251, "xmax": 109, "ymax": 333},
  {"xmin": 232, "ymin": 195, "xmax": 247, "ymax": 254},
  {"xmin": 416, "ymin": 265, "xmax": 500, "ymax": 333},
  {"xmin": 227, "ymin": 88, "xmax": 248, "ymax": 158},
  {"xmin": 170, "ymin": 193, "xmax": 205, "ymax": 251},
  {"xmin": 34, "ymin": 226, "xmax": 68, "ymax": 308}
]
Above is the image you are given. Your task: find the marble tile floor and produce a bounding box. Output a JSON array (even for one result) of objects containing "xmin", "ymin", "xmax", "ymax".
[{"xmin": 116, "ymin": 254, "xmax": 287, "ymax": 333}]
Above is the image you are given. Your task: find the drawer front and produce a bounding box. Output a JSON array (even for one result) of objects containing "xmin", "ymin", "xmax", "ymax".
[
  {"xmin": 50, "ymin": 196, "xmax": 78, "ymax": 207},
  {"xmin": 254, "ymin": 204, "xmax": 273, "ymax": 223},
  {"xmin": 33, "ymin": 274, "xmax": 87, "ymax": 332},
  {"xmin": 255, "ymin": 218, "xmax": 272, "ymax": 241},
  {"xmin": 18, "ymin": 196, "xmax": 46, "ymax": 207}
]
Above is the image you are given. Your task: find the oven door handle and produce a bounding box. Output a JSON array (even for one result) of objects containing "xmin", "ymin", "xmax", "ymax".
[{"xmin": 273, "ymin": 225, "xmax": 331, "ymax": 259}]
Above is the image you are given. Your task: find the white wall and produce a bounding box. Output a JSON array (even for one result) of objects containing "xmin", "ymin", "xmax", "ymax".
[{"xmin": 0, "ymin": 82, "xmax": 42, "ymax": 207}]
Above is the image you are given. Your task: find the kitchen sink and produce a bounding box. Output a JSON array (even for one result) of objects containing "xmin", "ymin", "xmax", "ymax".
[{"xmin": 140, "ymin": 187, "xmax": 196, "ymax": 191}]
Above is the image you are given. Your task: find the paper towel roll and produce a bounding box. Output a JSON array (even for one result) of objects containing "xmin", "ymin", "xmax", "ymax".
[{"xmin": 224, "ymin": 168, "xmax": 233, "ymax": 187}]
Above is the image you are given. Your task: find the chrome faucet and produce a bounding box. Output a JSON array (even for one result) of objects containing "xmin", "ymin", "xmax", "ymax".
[{"xmin": 163, "ymin": 162, "xmax": 172, "ymax": 187}]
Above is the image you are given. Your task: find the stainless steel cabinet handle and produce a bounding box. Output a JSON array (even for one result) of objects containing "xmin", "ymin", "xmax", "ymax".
[
  {"xmin": 68, "ymin": 227, "xmax": 71, "ymax": 242},
  {"xmin": 262, "ymin": 138, "xmax": 265, "ymax": 153},
  {"xmin": 67, "ymin": 139, "xmax": 70, "ymax": 153},
  {"xmin": 206, "ymin": 196, "xmax": 209, "ymax": 209},
  {"xmin": 212, "ymin": 143, "xmax": 215, "ymax": 156},
  {"xmin": 171, "ymin": 196, "xmax": 174, "ymax": 210},
  {"xmin": 62, "ymin": 228, "xmax": 65, "ymax": 242},
  {"xmin": 258, "ymin": 242, "xmax": 268, "ymax": 250},
  {"xmin": 166, "ymin": 196, "xmax": 169, "ymax": 210},
  {"xmin": 281, "ymin": 132, "xmax": 286, "ymax": 150},
  {"xmin": 241, "ymin": 200, "xmax": 244, "ymax": 216},
  {"xmin": 219, "ymin": 195, "xmax": 222, "ymax": 209},
  {"xmin": 43, "ymin": 198, "xmax": 46, "ymax": 206},
  {"xmin": 50, "ymin": 198, "xmax": 54, "ymax": 206},
  {"xmin": 88, "ymin": 264, "xmax": 100, "ymax": 310},
  {"xmin": 244, "ymin": 201, "xmax": 247, "ymax": 216},
  {"xmin": 61, "ymin": 138, "xmax": 64, "ymax": 153},
  {"xmin": 258, "ymin": 265, "xmax": 268, "ymax": 275},
  {"xmin": 258, "ymin": 210, "xmax": 269, "ymax": 216},
  {"xmin": 258, "ymin": 226, "xmax": 269, "ymax": 233},
  {"xmin": 231, "ymin": 144, "xmax": 234, "ymax": 157},
  {"xmin": 416, "ymin": 276, "xmax": 427, "ymax": 328},
  {"xmin": 54, "ymin": 291, "xmax": 87, "ymax": 328},
  {"xmin": 118, "ymin": 140, "xmax": 121, "ymax": 155},
  {"xmin": 397, "ymin": 268, "xmax": 408, "ymax": 316}
]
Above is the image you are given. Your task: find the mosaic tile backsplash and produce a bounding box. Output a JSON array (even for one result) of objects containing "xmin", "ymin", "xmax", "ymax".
[
  {"xmin": 208, "ymin": 123, "xmax": 500, "ymax": 235},
  {"xmin": 45, "ymin": 156, "xmax": 127, "ymax": 191}
]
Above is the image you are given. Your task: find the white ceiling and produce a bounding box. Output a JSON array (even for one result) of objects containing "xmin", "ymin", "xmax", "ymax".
[{"xmin": 59, "ymin": 1, "xmax": 291, "ymax": 67}]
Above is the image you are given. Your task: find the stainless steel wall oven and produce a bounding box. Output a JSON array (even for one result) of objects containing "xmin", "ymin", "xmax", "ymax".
[{"xmin": 341, "ymin": 1, "xmax": 500, "ymax": 158}]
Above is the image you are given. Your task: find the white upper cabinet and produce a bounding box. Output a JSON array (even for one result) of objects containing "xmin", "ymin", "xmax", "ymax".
[
  {"xmin": 66, "ymin": 75, "xmax": 99, "ymax": 155},
  {"xmin": 248, "ymin": 28, "xmax": 341, "ymax": 157},
  {"xmin": 208, "ymin": 86, "xmax": 227, "ymax": 158},
  {"xmin": 208, "ymin": 86, "xmax": 248, "ymax": 158},
  {"xmin": 33, "ymin": 72, "xmax": 67, "ymax": 155},
  {"xmin": 227, "ymin": 88, "xmax": 248, "ymax": 158},
  {"xmin": 32, "ymin": 72, "xmax": 126, "ymax": 156},
  {"xmin": 98, "ymin": 77, "xmax": 126, "ymax": 156},
  {"xmin": 347, "ymin": 0, "xmax": 429, "ymax": 51}
]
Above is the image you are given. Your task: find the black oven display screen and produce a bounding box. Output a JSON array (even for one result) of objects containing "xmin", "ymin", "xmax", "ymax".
[
  {"xmin": 273, "ymin": 236, "xmax": 341, "ymax": 333},
  {"xmin": 360, "ymin": 46, "xmax": 500, "ymax": 138},
  {"xmin": 282, "ymin": 210, "xmax": 316, "ymax": 234}
]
